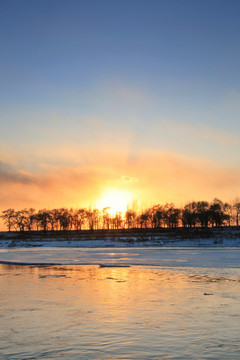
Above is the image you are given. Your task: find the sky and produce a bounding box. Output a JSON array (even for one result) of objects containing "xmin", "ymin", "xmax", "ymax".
[{"xmin": 0, "ymin": 0, "xmax": 240, "ymax": 212}]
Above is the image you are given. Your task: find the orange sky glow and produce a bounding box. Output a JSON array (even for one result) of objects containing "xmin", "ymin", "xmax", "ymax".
[
  {"xmin": 1, "ymin": 1, "xmax": 240, "ymax": 227},
  {"xmin": 1, "ymin": 143, "xmax": 239, "ymax": 215}
]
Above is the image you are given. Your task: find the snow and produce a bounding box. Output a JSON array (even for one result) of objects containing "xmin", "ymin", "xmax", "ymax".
[{"xmin": 0, "ymin": 235, "xmax": 240, "ymax": 249}]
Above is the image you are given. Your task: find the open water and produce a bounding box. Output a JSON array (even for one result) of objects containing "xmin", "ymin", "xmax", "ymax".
[{"xmin": 0, "ymin": 248, "xmax": 240, "ymax": 359}]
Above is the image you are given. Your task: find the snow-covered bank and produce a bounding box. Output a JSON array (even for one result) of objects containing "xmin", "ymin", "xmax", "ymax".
[{"xmin": 0, "ymin": 228, "xmax": 240, "ymax": 248}]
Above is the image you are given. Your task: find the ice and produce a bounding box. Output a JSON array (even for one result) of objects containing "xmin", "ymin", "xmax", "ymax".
[
  {"xmin": 1, "ymin": 263, "xmax": 240, "ymax": 359},
  {"xmin": 0, "ymin": 247, "xmax": 240, "ymax": 271}
]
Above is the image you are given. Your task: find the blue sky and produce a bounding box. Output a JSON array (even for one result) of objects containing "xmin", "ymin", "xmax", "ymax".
[{"xmin": 0, "ymin": 0, "xmax": 240, "ymax": 209}]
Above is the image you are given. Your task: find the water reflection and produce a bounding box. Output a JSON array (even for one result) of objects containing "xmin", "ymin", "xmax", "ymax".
[{"xmin": 1, "ymin": 264, "xmax": 240, "ymax": 359}]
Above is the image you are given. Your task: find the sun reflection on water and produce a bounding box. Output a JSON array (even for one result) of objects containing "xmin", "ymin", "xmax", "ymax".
[{"xmin": 1, "ymin": 264, "xmax": 240, "ymax": 359}]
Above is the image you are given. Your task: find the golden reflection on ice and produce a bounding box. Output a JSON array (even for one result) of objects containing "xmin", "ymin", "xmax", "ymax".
[
  {"xmin": 1, "ymin": 264, "xmax": 240, "ymax": 359},
  {"xmin": 0, "ymin": 265, "xmax": 193, "ymax": 320}
]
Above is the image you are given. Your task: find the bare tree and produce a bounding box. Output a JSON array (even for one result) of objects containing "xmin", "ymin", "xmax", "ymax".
[
  {"xmin": 209, "ymin": 198, "xmax": 225, "ymax": 227},
  {"xmin": 85, "ymin": 209, "xmax": 100, "ymax": 231},
  {"xmin": 196, "ymin": 201, "xmax": 210, "ymax": 227},
  {"xmin": 112, "ymin": 212, "xmax": 123, "ymax": 230},
  {"xmin": 1, "ymin": 209, "xmax": 16, "ymax": 232},
  {"xmin": 137, "ymin": 212, "xmax": 149, "ymax": 229},
  {"xmin": 233, "ymin": 200, "xmax": 240, "ymax": 227},
  {"xmin": 102, "ymin": 207, "xmax": 111, "ymax": 230},
  {"xmin": 182, "ymin": 202, "xmax": 198, "ymax": 228},
  {"xmin": 125, "ymin": 210, "xmax": 137, "ymax": 229},
  {"xmin": 15, "ymin": 209, "xmax": 30, "ymax": 232},
  {"xmin": 36, "ymin": 209, "xmax": 50, "ymax": 232}
]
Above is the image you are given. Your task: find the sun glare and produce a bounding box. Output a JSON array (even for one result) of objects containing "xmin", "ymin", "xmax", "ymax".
[{"xmin": 96, "ymin": 189, "xmax": 133, "ymax": 215}]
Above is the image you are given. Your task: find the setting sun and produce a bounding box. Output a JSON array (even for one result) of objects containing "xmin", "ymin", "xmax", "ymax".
[{"xmin": 96, "ymin": 189, "xmax": 133, "ymax": 215}]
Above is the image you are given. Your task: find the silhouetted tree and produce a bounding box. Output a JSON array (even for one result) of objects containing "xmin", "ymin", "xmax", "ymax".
[
  {"xmin": 102, "ymin": 207, "xmax": 111, "ymax": 230},
  {"xmin": 152, "ymin": 205, "xmax": 163, "ymax": 228},
  {"xmin": 233, "ymin": 200, "xmax": 240, "ymax": 227},
  {"xmin": 37, "ymin": 209, "xmax": 50, "ymax": 232},
  {"xmin": 137, "ymin": 212, "xmax": 149, "ymax": 228},
  {"xmin": 25, "ymin": 208, "xmax": 36, "ymax": 231},
  {"xmin": 223, "ymin": 202, "xmax": 232, "ymax": 226},
  {"xmin": 182, "ymin": 202, "xmax": 198, "ymax": 227},
  {"xmin": 112, "ymin": 212, "xmax": 123, "ymax": 230},
  {"xmin": 15, "ymin": 209, "xmax": 30, "ymax": 232},
  {"xmin": 1, "ymin": 209, "xmax": 16, "ymax": 231},
  {"xmin": 85, "ymin": 209, "xmax": 100, "ymax": 231},
  {"xmin": 196, "ymin": 201, "xmax": 210, "ymax": 227},
  {"xmin": 1, "ymin": 197, "xmax": 240, "ymax": 232},
  {"xmin": 163, "ymin": 203, "xmax": 180, "ymax": 228},
  {"xmin": 209, "ymin": 198, "xmax": 225, "ymax": 227},
  {"xmin": 125, "ymin": 210, "xmax": 137, "ymax": 229},
  {"xmin": 58, "ymin": 208, "xmax": 71, "ymax": 231},
  {"xmin": 72, "ymin": 208, "xmax": 86, "ymax": 231},
  {"xmin": 166, "ymin": 206, "xmax": 180, "ymax": 228}
]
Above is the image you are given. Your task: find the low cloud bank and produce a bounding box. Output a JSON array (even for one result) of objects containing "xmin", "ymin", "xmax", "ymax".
[{"xmin": 0, "ymin": 146, "xmax": 239, "ymax": 210}]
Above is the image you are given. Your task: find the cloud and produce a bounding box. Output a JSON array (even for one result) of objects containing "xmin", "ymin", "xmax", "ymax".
[
  {"xmin": 121, "ymin": 175, "xmax": 138, "ymax": 183},
  {"xmin": 0, "ymin": 145, "xmax": 240, "ymax": 212},
  {"xmin": 129, "ymin": 149, "xmax": 240, "ymax": 205},
  {"xmin": 0, "ymin": 160, "xmax": 35, "ymax": 185}
]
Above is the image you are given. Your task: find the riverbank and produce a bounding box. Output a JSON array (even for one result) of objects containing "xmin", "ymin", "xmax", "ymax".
[{"xmin": 0, "ymin": 227, "xmax": 240, "ymax": 248}]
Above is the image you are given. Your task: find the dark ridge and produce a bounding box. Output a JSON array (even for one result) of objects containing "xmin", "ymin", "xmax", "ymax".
[{"xmin": 0, "ymin": 226, "xmax": 240, "ymax": 240}]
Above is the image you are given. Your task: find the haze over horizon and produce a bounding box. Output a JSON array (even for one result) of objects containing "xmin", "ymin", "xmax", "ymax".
[{"xmin": 1, "ymin": 0, "xmax": 240, "ymax": 211}]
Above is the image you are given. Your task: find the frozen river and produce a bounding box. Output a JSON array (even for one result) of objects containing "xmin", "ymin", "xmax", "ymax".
[
  {"xmin": 1, "ymin": 247, "xmax": 240, "ymax": 359},
  {"xmin": 1, "ymin": 246, "xmax": 240, "ymax": 268}
]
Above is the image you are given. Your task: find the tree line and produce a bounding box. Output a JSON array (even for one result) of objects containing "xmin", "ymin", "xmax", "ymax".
[{"xmin": 1, "ymin": 198, "xmax": 240, "ymax": 232}]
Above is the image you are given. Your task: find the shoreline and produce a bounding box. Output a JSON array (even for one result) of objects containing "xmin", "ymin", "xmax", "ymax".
[{"xmin": 1, "ymin": 227, "xmax": 240, "ymax": 248}]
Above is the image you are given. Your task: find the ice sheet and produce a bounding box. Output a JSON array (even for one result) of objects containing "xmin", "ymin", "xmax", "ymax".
[{"xmin": 1, "ymin": 247, "xmax": 240, "ymax": 270}]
